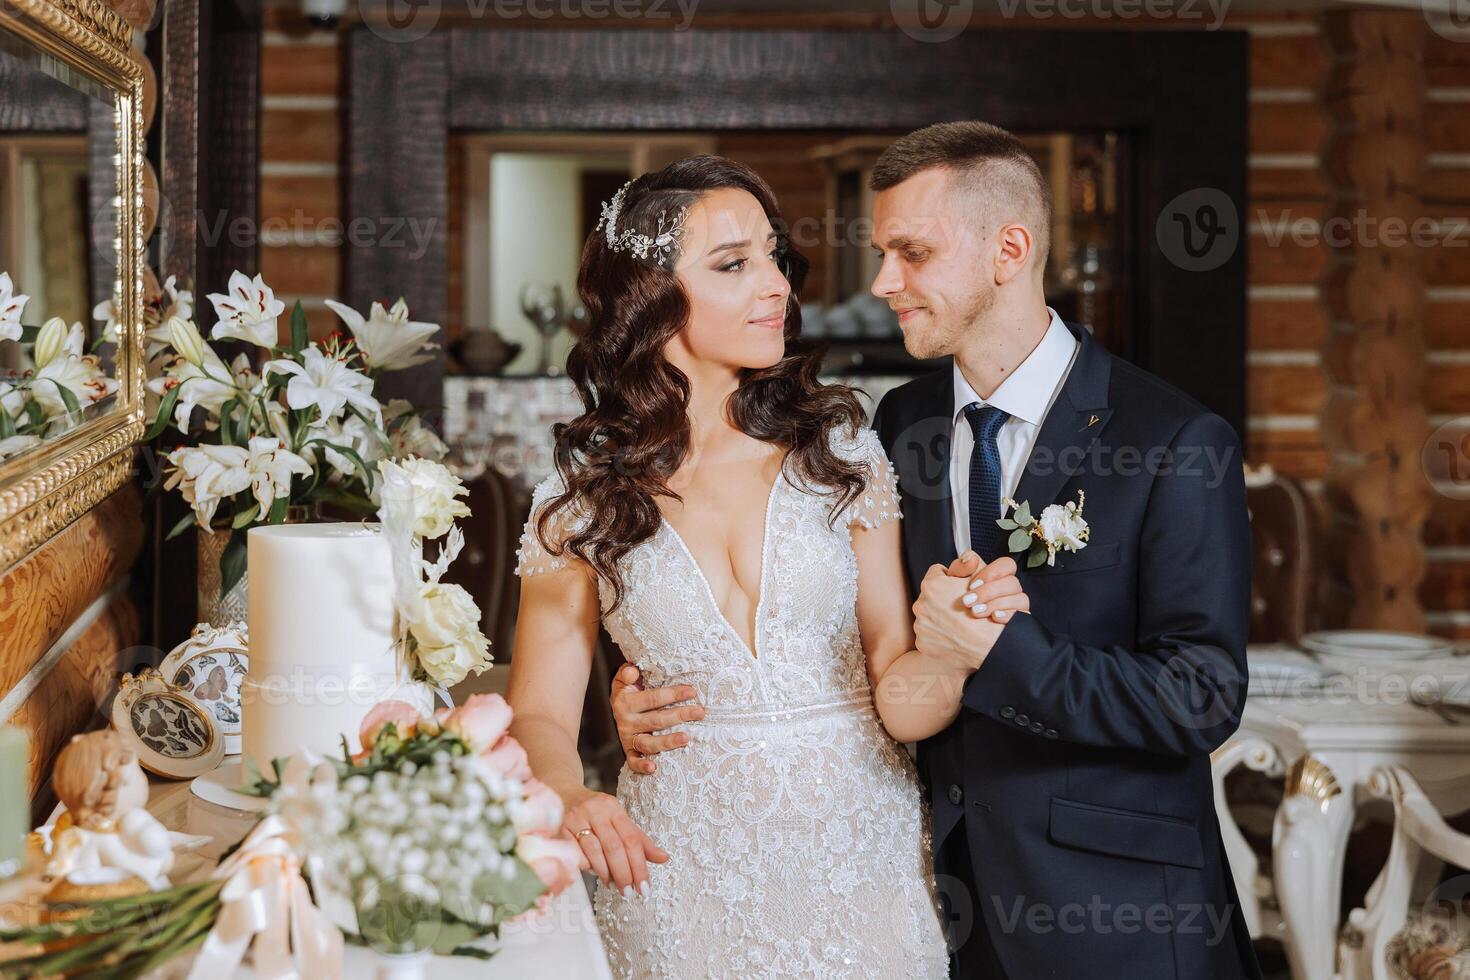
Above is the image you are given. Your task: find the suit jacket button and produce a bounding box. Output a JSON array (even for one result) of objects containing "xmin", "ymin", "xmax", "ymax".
[
  {"xmin": 1015, "ymin": 714, "xmax": 1029, "ymax": 726},
  {"xmin": 1000, "ymin": 706, "xmax": 1015, "ymax": 719},
  {"xmin": 1044, "ymin": 728, "xmax": 1058, "ymax": 738},
  {"xmin": 1030, "ymin": 721, "xmax": 1044, "ymax": 733},
  {"xmin": 948, "ymin": 784, "xmax": 963, "ymax": 806}
]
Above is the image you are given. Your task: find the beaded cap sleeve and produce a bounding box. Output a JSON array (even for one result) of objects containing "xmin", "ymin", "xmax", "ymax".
[
  {"xmin": 513, "ymin": 470, "xmax": 592, "ymax": 576},
  {"xmin": 833, "ymin": 425, "xmax": 903, "ymax": 530}
]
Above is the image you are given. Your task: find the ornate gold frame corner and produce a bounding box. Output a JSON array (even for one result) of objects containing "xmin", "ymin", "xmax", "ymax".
[{"xmin": 0, "ymin": 0, "xmax": 146, "ymax": 571}]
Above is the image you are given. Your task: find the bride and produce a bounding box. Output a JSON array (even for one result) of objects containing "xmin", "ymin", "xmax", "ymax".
[{"xmin": 506, "ymin": 155, "xmax": 1027, "ymax": 979}]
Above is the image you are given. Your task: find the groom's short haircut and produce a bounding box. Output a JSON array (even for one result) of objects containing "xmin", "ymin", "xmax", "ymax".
[{"xmin": 870, "ymin": 121, "xmax": 1053, "ymax": 270}]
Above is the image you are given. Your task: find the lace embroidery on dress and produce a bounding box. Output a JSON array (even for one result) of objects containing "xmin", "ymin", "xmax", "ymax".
[
  {"xmin": 513, "ymin": 469, "xmax": 590, "ymax": 577},
  {"xmin": 511, "ymin": 424, "xmax": 948, "ymax": 979},
  {"xmin": 833, "ymin": 425, "xmax": 903, "ymax": 531}
]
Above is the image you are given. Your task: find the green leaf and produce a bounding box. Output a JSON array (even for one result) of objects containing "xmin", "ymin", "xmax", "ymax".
[
  {"xmin": 145, "ymin": 382, "xmax": 184, "ymax": 441},
  {"xmin": 231, "ymin": 503, "xmax": 260, "ymax": 529},
  {"xmin": 1027, "ymin": 542, "xmax": 1049, "ymax": 569},
  {"xmin": 995, "ymin": 518, "xmax": 1017, "ymax": 531},
  {"xmin": 43, "ymin": 378, "xmax": 81, "ymax": 423},
  {"xmin": 290, "ymin": 301, "xmax": 309, "ymax": 352},
  {"xmin": 218, "ymin": 529, "xmax": 247, "ymax": 600},
  {"xmin": 268, "ymin": 495, "xmax": 289, "ymax": 524},
  {"xmin": 0, "ymin": 408, "xmax": 15, "ymax": 440},
  {"xmin": 1007, "ymin": 528, "xmax": 1032, "ymax": 553},
  {"xmin": 22, "ymin": 398, "xmax": 44, "ymax": 430},
  {"xmin": 165, "ymin": 511, "xmax": 197, "ymax": 540},
  {"xmin": 305, "ymin": 437, "xmax": 374, "ymax": 492},
  {"xmin": 217, "ymin": 397, "xmax": 240, "ymax": 446},
  {"xmin": 1014, "ymin": 500, "xmax": 1032, "ymax": 526}
]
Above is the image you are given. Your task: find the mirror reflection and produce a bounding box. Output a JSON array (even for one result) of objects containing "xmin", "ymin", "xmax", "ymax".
[{"xmin": 0, "ymin": 34, "xmax": 121, "ymax": 463}]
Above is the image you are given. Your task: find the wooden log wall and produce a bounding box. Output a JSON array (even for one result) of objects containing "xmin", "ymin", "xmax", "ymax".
[{"xmin": 1319, "ymin": 13, "xmax": 1430, "ymax": 631}]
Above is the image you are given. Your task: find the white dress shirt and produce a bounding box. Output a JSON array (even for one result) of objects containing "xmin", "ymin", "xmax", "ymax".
[{"xmin": 950, "ymin": 308, "xmax": 1080, "ymax": 557}]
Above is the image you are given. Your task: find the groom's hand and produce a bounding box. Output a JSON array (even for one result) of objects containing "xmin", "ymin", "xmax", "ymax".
[
  {"xmin": 913, "ymin": 554, "xmax": 1028, "ymax": 671},
  {"xmin": 610, "ymin": 664, "xmax": 705, "ymax": 775}
]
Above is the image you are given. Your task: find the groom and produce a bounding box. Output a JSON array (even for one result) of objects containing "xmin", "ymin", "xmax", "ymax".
[{"xmin": 612, "ymin": 121, "xmax": 1260, "ymax": 980}]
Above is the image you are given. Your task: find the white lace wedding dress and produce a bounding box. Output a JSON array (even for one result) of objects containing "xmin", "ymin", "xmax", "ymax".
[{"xmin": 515, "ymin": 426, "xmax": 950, "ymax": 980}]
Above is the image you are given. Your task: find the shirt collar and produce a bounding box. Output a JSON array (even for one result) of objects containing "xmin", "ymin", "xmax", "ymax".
[{"xmin": 952, "ymin": 307, "xmax": 1077, "ymax": 427}]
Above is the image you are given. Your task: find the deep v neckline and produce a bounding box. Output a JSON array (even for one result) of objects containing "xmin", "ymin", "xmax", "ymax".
[{"xmin": 658, "ymin": 457, "xmax": 785, "ymax": 662}]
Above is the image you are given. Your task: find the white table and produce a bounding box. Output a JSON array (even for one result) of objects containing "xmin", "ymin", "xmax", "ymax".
[
  {"xmin": 47, "ymin": 774, "xmax": 614, "ymax": 979},
  {"xmin": 1221, "ymin": 645, "xmax": 1470, "ymax": 980}
]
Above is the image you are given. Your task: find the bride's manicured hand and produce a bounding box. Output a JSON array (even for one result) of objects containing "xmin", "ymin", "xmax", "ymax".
[
  {"xmin": 562, "ymin": 787, "xmax": 670, "ymax": 896},
  {"xmin": 946, "ymin": 551, "xmax": 1030, "ymax": 622},
  {"xmin": 610, "ymin": 664, "xmax": 705, "ymax": 775}
]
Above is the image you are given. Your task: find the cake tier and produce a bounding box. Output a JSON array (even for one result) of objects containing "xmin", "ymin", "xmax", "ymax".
[{"xmin": 242, "ymin": 522, "xmax": 410, "ymax": 782}]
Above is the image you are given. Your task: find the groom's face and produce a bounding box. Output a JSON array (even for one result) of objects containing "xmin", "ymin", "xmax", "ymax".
[{"xmin": 869, "ymin": 167, "xmax": 995, "ymax": 361}]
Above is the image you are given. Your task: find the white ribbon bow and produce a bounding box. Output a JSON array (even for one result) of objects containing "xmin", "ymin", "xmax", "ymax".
[{"xmin": 187, "ymin": 813, "xmax": 344, "ymax": 980}]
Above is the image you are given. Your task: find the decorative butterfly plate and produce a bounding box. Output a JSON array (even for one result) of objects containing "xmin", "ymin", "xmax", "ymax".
[
  {"xmin": 110, "ymin": 667, "xmax": 223, "ymax": 779},
  {"xmin": 159, "ymin": 622, "xmax": 248, "ymax": 755}
]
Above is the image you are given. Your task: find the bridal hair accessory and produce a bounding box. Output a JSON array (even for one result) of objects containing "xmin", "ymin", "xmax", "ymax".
[{"xmin": 596, "ymin": 178, "xmax": 687, "ymax": 267}]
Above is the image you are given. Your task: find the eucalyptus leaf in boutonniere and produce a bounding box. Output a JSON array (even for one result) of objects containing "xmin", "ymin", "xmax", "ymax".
[{"xmin": 997, "ymin": 489, "xmax": 1091, "ymax": 569}]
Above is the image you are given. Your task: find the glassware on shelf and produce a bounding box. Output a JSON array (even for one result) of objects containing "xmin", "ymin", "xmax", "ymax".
[{"xmin": 519, "ymin": 281, "xmax": 566, "ymax": 376}]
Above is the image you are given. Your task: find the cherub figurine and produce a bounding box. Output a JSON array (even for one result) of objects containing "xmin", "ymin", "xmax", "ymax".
[{"xmin": 43, "ymin": 730, "xmax": 175, "ymax": 890}]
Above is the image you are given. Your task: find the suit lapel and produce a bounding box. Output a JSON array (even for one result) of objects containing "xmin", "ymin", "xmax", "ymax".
[
  {"xmin": 1010, "ymin": 322, "xmax": 1114, "ymax": 522},
  {"xmin": 892, "ymin": 370, "xmax": 959, "ymax": 571}
]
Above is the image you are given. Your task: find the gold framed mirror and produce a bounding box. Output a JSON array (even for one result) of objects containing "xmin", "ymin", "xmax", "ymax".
[{"xmin": 0, "ymin": 0, "xmax": 144, "ymax": 570}]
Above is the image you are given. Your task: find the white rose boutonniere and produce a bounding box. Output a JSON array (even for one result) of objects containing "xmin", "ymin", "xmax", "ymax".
[{"xmin": 997, "ymin": 489, "xmax": 1090, "ymax": 568}]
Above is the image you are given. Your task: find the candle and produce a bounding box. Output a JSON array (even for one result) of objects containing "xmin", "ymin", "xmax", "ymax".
[{"xmin": 0, "ymin": 727, "xmax": 28, "ymax": 878}]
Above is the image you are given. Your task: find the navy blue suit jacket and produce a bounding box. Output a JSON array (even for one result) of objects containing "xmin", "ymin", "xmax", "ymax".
[{"xmin": 870, "ymin": 322, "xmax": 1261, "ymax": 980}]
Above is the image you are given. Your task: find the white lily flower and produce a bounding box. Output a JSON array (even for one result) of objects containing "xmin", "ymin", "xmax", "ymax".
[
  {"xmin": 0, "ymin": 273, "xmax": 27, "ymax": 343},
  {"xmin": 264, "ymin": 346, "xmax": 381, "ymax": 426},
  {"xmin": 311, "ymin": 410, "xmax": 387, "ymax": 480},
  {"xmin": 164, "ymin": 444, "xmax": 252, "ymax": 530},
  {"xmin": 32, "ymin": 352, "xmax": 119, "ymax": 419},
  {"xmin": 324, "ymin": 298, "xmax": 439, "ymax": 372},
  {"xmin": 207, "ymin": 270, "xmax": 285, "ymax": 348},
  {"xmin": 245, "ymin": 435, "xmax": 313, "ymax": 515},
  {"xmin": 104, "ymin": 275, "xmax": 196, "ymax": 355},
  {"xmin": 384, "ymin": 399, "xmax": 447, "ymax": 461},
  {"xmin": 94, "ymin": 297, "xmax": 119, "ymax": 346},
  {"xmin": 147, "ymin": 343, "xmax": 240, "ymax": 432}
]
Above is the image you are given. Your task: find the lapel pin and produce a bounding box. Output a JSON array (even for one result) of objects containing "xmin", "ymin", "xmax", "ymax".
[{"xmin": 1088, "ymin": 415, "xmax": 1100, "ymax": 427}]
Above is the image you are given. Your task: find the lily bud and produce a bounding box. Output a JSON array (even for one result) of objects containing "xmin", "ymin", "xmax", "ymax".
[
  {"xmin": 32, "ymin": 317, "xmax": 66, "ymax": 368},
  {"xmin": 168, "ymin": 315, "xmax": 208, "ymax": 367}
]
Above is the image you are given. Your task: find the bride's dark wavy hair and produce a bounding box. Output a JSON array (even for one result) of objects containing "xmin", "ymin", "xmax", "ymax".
[{"xmin": 535, "ymin": 154, "xmax": 869, "ymax": 612}]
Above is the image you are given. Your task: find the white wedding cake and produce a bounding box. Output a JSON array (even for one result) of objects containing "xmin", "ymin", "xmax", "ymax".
[{"xmin": 241, "ymin": 523, "xmax": 429, "ymax": 783}]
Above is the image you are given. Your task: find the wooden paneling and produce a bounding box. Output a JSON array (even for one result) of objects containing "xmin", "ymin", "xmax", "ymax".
[
  {"xmin": 0, "ymin": 485, "xmax": 143, "ymax": 698},
  {"xmin": 260, "ymin": 243, "xmax": 341, "ymax": 298},
  {"xmin": 260, "ymin": 108, "xmax": 339, "ymax": 164},
  {"xmin": 15, "ymin": 595, "xmax": 141, "ymax": 822},
  {"xmin": 261, "ymin": 44, "xmax": 339, "ymax": 96},
  {"xmin": 0, "ymin": 484, "xmax": 143, "ymax": 818}
]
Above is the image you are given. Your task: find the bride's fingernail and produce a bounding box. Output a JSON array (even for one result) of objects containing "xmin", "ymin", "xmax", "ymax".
[
  {"xmin": 622, "ymin": 885, "xmax": 635, "ymax": 899},
  {"xmin": 995, "ymin": 611, "xmax": 1008, "ymax": 620},
  {"xmin": 974, "ymin": 602, "xmax": 988, "ymax": 613},
  {"xmin": 639, "ymin": 880, "xmax": 651, "ymax": 898},
  {"xmin": 962, "ymin": 593, "xmax": 977, "ymax": 606},
  {"xmin": 970, "ymin": 578, "xmax": 984, "ymax": 589}
]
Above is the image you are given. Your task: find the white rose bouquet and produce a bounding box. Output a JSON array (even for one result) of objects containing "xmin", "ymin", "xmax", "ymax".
[{"xmin": 145, "ymin": 270, "xmax": 445, "ymax": 599}]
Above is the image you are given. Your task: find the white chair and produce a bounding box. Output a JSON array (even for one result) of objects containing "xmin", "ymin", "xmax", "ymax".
[
  {"xmin": 1212, "ymin": 737, "xmax": 1285, "ymax": 940},
  {"xmin": 1337, "ymin": 766, "xmax": 1470, "ymax": 980}
]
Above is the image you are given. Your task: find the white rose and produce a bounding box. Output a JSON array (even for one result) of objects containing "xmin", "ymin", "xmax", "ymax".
[
  {"xmin": 395, "ymin": 457, "xmax": 470, "ymax": 539},
  {"xmin": 416, "ymin": 634, "xmax": 491, "ymax": 688},
  {"xmin": 409, "ymin": 580, "xmax": 482, "ymax": 648},
  {"xmin": 1037, "ymin": 502, "xmax": 1089, "ymax": 556}
]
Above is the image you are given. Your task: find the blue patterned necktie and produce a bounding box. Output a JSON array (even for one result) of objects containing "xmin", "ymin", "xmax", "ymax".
[{"xmin": 964, "ymin": 402, "xmax": 1010, "ymax": 561}]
